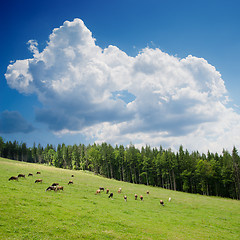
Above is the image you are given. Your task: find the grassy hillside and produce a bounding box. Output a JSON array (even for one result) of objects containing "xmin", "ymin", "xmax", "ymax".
[{"xmin": 0, "ymin": 157, "xmax": 239, "ymax": 240}]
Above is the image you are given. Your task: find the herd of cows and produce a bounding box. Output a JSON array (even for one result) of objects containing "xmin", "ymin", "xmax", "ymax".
[
  {"xmin": 8, "ymin": 172, "xmax": 169, "ymax": 205},
  {"xmin": 95, "ymin": 187, "xmax": 167, "ymax": 206},
  {"xmin": 8, "ymin": 172, "xmax": 74, "ymax": 192}
]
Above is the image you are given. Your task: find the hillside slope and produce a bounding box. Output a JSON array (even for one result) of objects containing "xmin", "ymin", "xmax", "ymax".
[{"xmin": 0, "ymin": 158, "xmax": 239, "ymax": 239}]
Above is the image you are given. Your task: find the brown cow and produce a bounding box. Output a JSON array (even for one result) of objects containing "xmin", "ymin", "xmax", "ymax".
[
  {"xmin": 160, "ymin": 200, "xmax": 164, "ymax": 206},
  {"xmin": 68, "ymin": 180, "xmax": 73, "ymax": 185},
  {"xmin": 135, "ymin": 194, "xmax": 138, "ymax": 200},
  {"xmin": 36, "ymin": 171, "xmax": 41, "ymax": 174},
  {"xmin": 118, "ymin": 188, "xmax": 122, "ymax": 193},
  {"xmin": 95, "ymin": 189, "xmax": 101, "ymax": 194},
  {"xmin": 106, "ymin": 189, "xmax": 109, "ymax": 194},
  {"xmin": 18, "ymin": 174, "xmax": 25, "ymax": 178},
  {"xmin": 35, "ymin": 179, "xmax": 42, "ymax": 183},
  {"xmin": 56, "ymin": 186, "xmax": 64, "ymax": 191},
  {"xmin": 28, "ymin": 173, "xmax": 33, "ymax": 177},
  {"xmin": 140, "ymin": 195, "xmax": 143, "ymax": 201},
  {"xmin": 9, "ymin": 176, "xmax": 18, "ymax": 181}
]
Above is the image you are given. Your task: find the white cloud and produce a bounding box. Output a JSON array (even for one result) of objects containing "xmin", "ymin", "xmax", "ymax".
[
  {"xmin": 28, "ymin": 40, "xmax": 39, "ymax": 57},
  {"xmin": 4, "ymin": 18, "xmax": 240, "ymax": 153}
]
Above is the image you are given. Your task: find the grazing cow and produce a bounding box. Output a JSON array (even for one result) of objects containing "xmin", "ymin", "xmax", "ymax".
[
  {"xmin": 35, "ymin": 179, "xmax": 42, "ymax": 183},
  {"xmin": 169, "ymin": 197, "xmax": 171, "ymax": 202},
  {"xmin": 18, "ymin": 174, "xmax": 25, "ymax": 178},
  {"xmin": 36, "ymin": 171, "xmax": 41, "ymax": 174},
  {"xmin": 118, "ymin": 188, "xmax": 122, "ymax": 193},
  {"xmin": 28, "ymin": 173, "xmax": 33, "ymax": 177},
  {"xmin": 95, "ymin": 189, "xmax": 101, "ymax": 194},
  {"xmin": 99, "ymin": 187, "xmax": 105, "ymax": 191},
  {"xmin": 52, "ymin": 183, "xmax": 59, "ymax": 186},
  {"xmin": 160, "ymin": 200, "xmax": 164, "ymax": 206},
  {"xmin": 71, "ymin": 175, "xmax": 74, "ymax": 177},
  {"xmin": 109, "ymin": 193, "xmax": 113, "ymax": 198},
  {"xmin": 140, "ymin": 195, "xmax": 143, "ymax": 201},
  {"xmin": 106, "ymin": 189, "xmax": 109, "ymax": 194},
  {"xmin": 9, "ymin": 176, "xmax": 18, "ymax": 181},
  {"xmin": 46, "ymin": 186, "xmax": 56, "ymax": 191},
  {"xmin": 68, "ymin": 180, "xmax": 73, "ymax": 185},
  {"xmin": 56, "ymin": 186, "xmax": 64, "ymax": 191},
  {"xmin": 124, "ymin": 195, "xmax": 127, "ymax": 202},
  {"xmin": 135, "ymin": 194, "xmax": 138, "ymax": 200},
  {"xmin": 146, "ymin": 190, "xmax": 149, "ymax": 194}
]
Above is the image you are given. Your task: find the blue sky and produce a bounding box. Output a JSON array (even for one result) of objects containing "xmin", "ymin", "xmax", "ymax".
[{"xmin": 1, "ymin": 0, "xmax": 240, "ymax": 153}]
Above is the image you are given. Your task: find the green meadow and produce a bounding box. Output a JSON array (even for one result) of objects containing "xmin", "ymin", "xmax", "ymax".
[{"xmin": 0, "ymin": 157, "xmax": 239, "ymax": 239}]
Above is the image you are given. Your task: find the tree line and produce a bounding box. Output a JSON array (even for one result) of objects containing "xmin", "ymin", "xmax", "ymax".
[{"xmin": 0, "ymin": 136, "xmax": 239, "ymax": 200}]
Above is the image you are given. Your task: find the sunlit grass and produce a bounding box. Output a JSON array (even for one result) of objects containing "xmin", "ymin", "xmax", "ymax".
[{"xmin": 0, "ymin": 157, "xmax": 239, "ymax": 239}]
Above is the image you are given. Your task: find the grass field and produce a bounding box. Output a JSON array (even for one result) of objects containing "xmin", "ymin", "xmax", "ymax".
[{"xmin": 0, "ymin": 157, "xmax": 240, "ymax": 239}]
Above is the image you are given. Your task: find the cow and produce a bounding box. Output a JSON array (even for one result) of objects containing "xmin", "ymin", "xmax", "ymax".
[
  {"xmin": 146, "ymin": 190, "xmax": 149, "ymax": 194},
  {"xmin": 35, "ymin": 179, "xmax": 42, "ymax": 183},
  {"xmin": 169, "ymin": 197, "xmax": 171, "ymax": 202},
  {"xmin": 124, "ymin": 195, "xmax": 127, "ymax": 202},
  {"xmin": 9, "ymin": 176, "xmax": 18, "ymax": 181},
  {"xmin": 108, "ymin": 193, "xmax": 113, "ymax": 198},
  {"xmin": 140, "ymin": 195, "xmax": 143, "ymax": 201},
  {"xmin": 68, "ymin": 180, "xmax": 73, "ymax": 185},
  {"xmin": 118, "ymin": 188, "xmax": 122, "ymax": 193},
  {"xmin": 71, "ymin": 175, "xmax": 74, "ymax": 177},
  {"xmin": 99, "ymin": 187, "xmax": 105, "ymax": 191},
  {"xmin": 135, "ymin": 194, "xmax": 138, "ymax": 200},
  {"xmin": 46, "ymin": 186, "xmax": 56, "ymax": 191},
  {"xmin": 106, "ymin": 189, "xmax": 109, "ymax": 194},
  {"xmin": 18, "ymin": 174, "xmax": 25, "ymax": 178},
  {"xmin": 56, "ymin": 186, "xmax": 64, "ymax": 191},
  {"xmin": 95, "ymin": 189, "xmax": 101, "ymax": 194},
  {"xmin": 52, "ymin": 183, "xmax": 59, "ymax": 186},
  {"xmin": 160, "ymin": 200, "xmax": 164, "ymax": 206},
  {"xmin": 28, "ymin": 173, "xmax": 33, "ymax": 177},
  {"xmin": 36, "ymin": 171, "xmax": 41, "ymax": 174}
]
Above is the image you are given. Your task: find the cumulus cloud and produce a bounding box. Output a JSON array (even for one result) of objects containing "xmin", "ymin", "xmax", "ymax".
[
  {"xmin": 4, "ymin": 18, "xmax": 240, "ymax": 153},
  {"xmin": 0, "ymin": 111, "xmax": 35, "ymax": 134}
]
